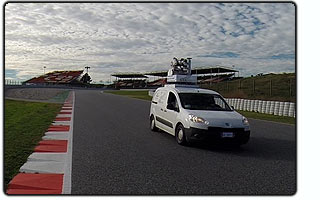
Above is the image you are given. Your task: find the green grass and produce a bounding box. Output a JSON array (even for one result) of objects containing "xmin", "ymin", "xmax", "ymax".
[
  {"xmin": 4, "ymin": 100, "xmax": 62, "ymax": 189},
  {"xmin": 104, "ymin": 90, "xmax": 295, "ymax": 125},
  {"xmin": 237, "ymin": 110, "xmax": 295, "ymax": 125},
  {"xmin": 201, "ymin": 73, "xmax": 296, "ymax": 102},
  {"xmin": 49, "ymin": 90, "xmax": 70, "ymax": 103},
  {"xmin": 105, "ymin": 90, "xmax": 152, "ymax": 101}
]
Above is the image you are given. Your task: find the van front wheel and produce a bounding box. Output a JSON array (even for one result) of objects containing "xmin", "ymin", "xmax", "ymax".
[
  {"xmin": 150, "ymin": 115, "xmax": 158, "ymax": 132},
  {"xmin": 175, "ymin": 124, "xmax": 188, "ymax": 145}
]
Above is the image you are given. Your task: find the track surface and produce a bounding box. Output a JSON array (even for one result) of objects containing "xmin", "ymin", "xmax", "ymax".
[{"xmin": 71, "ymin": 90, "xmax": 296, "ymax": 195}]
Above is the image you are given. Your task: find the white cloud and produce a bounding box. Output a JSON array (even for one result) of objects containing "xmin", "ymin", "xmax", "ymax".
[{"xmin": 4, "ymin": 3, "xmax": 295, "ymax": 82}]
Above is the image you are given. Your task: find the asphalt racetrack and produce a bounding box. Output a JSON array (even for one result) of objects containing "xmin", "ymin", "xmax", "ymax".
[{"xmin": 71, "ymin": 90, "xmax": 296, "ymax": 195}]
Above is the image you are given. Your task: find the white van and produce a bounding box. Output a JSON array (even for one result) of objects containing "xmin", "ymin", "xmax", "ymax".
[{"xmin": 149, "ymin": 85, "xmax": 250, "ymax": 145}]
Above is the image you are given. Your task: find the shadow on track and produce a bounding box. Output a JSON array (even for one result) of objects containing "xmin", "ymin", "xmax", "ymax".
[
  {"xmin": 154, "ymin": 129, "xmax": 295, "ymax": 162},
  {"xmin": 188, "ymin": 137, "xmax": 296, "ymax": 162}
]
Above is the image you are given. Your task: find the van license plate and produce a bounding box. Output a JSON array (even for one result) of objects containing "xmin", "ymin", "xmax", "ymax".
[{"xmin": 221, "ymin": 132, "xmax": 234, "ymax": 138}]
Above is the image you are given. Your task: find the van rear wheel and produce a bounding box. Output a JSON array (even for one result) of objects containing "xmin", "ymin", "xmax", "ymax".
[{"xmin": 175, "ymin": 124, "xmax": 188, "ymax": 145}]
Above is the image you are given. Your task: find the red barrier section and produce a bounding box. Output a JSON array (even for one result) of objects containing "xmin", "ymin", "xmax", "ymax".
[
  {"xmin": 55, "ymin": 117, "xmax": 71, "ymax": 121},
  {"xmin": 6, "ymin": 173, "xmax": 63, "ymax": 194},
  {"xmin": 61, "ymin": 107, "xmax": 72, "ymax": 110},
  {"xmin": 48, "ymin": 125, "xmax": 70, "ymax": 132},
  {"xmin": 59, "ymin": 111, "xmax": 72, "ymax": 114},
  {"xmin": 34, "ymin": 140, "xmax": 68, "ymax": 152}
]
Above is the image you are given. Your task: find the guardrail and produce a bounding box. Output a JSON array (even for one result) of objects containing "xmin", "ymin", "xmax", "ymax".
[
  {"xmin": 5, "ymin": 79, "xmax": 23, "ymax": 85},
  {"xmin": 225, "ymin": 98, "xmax": 295, "ymax": 118}
]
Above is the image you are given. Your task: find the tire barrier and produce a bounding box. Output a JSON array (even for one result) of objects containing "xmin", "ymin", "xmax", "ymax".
[
  {"xmin": 235, "ymin": 99, "xmax": 240, "ymax": 110},
  {"xmin": 253, "ymin": 100, "xmax": 259, "ymax": 112},
  {"xmin": 269, "ymin": 101, "xmax": 275, "ymax": 115},
  {"xmin": 261, "ymin": 101, "xmax": 267, "ymax": 114},
  {"xmin": 289, "ymin": 102, "xmax": 295, "ymax": 117},
  {"xmin": 239, "ymin": 99, "xmax": 244, "ymax": 110},
  {"xmin": 231, "ymin": 99, "xmax": 234, "ymax": 106},
  {"xmin": 265, "ymin": 101, "xmax": 271, "ymax": 114},
  {"xmin": 246, "ymin": 99, "xmax": 251, "ymax": 111},
  {"xmin": 243, "ymin": 99, "xmax": 248, "ymax": 111},
  {"xmin": 226, "ymin": 98, "xmax": 295, "ymax": 118},
  {"xmin": 278, "ymin": 102, "xmax": 285, "ymax": 116},
  {"xmin": 249, "ymin": 100, "xmax": 254, "ymax": 112},
  {"xmin": 257, "ymin": 100, "xmax": 263, "ymax": 113},
  {"xmin": 274, "ymin": 102, "xmax": 280, "ymax": 115},
  {"xmin": 283, "ymin": 102, "xmax": 290, "ymax": 117}
]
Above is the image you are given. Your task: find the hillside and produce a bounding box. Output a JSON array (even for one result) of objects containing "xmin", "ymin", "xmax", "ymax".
[{"xmin": 201, "ymin": 73, "xmax": 296, "ymax": 102}]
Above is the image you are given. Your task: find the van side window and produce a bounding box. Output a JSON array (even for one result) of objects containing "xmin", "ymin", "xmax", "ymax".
[
  {"xmin": 167, "ymin": 92, "xmax": 179, "ymax": 111},
  {"xmin": 158, "ymin": 91, "xmax": 166, "ymax": 104},
  {"xmin": 152, "ymin": 91, "xmax": 160, "ymax": 103},
  {"xmin": 153, "ymin": 90, "xmax": 166, "ymax": 104}
]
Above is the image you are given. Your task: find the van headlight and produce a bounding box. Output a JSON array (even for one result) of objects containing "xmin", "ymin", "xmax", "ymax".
[
  {"xmin": 242, "ymin": 116, "xmax": 249, "ymax": 126},
  {"xmin": 189, "ymin": 114, "xmax": 209, "ymax": 124}
]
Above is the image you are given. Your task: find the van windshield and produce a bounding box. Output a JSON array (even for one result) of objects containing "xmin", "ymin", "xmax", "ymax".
[{"xmin": 178, "ymin": 93, "xmax": 232, "ymax": 111}]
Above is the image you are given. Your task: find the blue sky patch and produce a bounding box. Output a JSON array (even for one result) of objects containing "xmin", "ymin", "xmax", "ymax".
[
  {"xmin": 270, "ymin": 54, "xmax": 295, "ymax": 60},
  {"xmin": 5, "ymin": 69, "xmax": 18, "ymax": 79}
]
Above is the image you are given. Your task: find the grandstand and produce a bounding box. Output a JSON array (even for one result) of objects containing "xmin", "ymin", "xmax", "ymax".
[
  {"xmin": 197, "ymin": 73, "xmax": 235, "ymax": 83},
  {"xmin": 147, "ymin": 78, "xmax": 166, "ymax": 87},
  {"xmin": 24, "ymin": 70, "xmax": 84, "ymax": 85},
  {"xmin": 111, "ymin": 73, "xmax": 148, "ymax": 88},
  {"xmin": 112, "ymin": 66, "xmax": 239, "ymax": 89}
]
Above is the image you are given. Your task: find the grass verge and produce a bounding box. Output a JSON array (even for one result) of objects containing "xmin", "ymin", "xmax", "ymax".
[
  {"xmin": 4, "ymin": 100, "xmax": 62, "ymax": 189},
  {"xmin": 104, "ymin": 90, "xmax": 152, "ymax": 101},
  {"xmin": 237, "ymin": 110, "xmax": 295, "ymax": 125},
  {"xmin": 104, "ymin": 90, "xmax": 295, "ymax": 125},
  {"xmin": 50, "ymin": 90, "xmax": 70, "ymax": 103},
  {"xmin": 201, "ymin": 73, "xmax": 296, "ymax": 102}
]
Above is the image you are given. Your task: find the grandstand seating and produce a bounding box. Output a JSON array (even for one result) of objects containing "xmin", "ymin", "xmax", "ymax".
[
  {"xmin": 147, "ymin": 78, "xmax": 166, "ymax": 86},
  {"xmin": 115, "ymin": 79, "xmax": 147, "ymax": 88},
  {"xmin": 25, "ymin": 71, "xmax": 83, "ymax": 85},
  {"xmin": 198, "ymin": 74, "xmax": 234, "ymax": 83},
  {"xmin": 112, "ymin": 66, "xmax": 239, "ymax": 89}
]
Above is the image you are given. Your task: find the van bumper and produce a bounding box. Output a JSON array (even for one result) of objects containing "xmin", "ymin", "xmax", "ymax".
[{"xmin": 184, "ymin": 127, "xmax": 250, "ymax": 145}]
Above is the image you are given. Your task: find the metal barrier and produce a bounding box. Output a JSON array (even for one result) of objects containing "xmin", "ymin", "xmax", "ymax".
[
  {"xmin": 5, "ymin": 79, "xmax": 23, "ymax": 85},
  {"xmin": 225, "ymin": 98, "xmax": 295, "ymax": 118}
]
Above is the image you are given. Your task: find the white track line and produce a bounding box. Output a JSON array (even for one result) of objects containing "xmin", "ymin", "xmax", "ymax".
[{"xmin": 62, "ymin": 91, "xmax": 75, "ymax": 194}]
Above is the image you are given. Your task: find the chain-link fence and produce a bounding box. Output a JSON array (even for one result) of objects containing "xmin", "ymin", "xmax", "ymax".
[{"xmin": 201, "ymin": 74, "xmax": 296, "ymax": 102}]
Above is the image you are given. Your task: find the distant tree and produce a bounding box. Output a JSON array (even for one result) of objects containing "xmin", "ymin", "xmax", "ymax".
[{"xmin": 80, "ymin": 73, "xmax": 92, "ymax": 84}]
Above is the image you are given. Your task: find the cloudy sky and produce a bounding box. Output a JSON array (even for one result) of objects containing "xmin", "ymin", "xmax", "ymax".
[{"xmin": 5, "ymin": 2, "xmax": 295, "ymax": 83}]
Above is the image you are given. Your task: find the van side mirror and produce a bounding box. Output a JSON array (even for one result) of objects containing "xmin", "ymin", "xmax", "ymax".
[{"xmin": 231, "ymin": 106, "xmax": 234, "ymax": 110}]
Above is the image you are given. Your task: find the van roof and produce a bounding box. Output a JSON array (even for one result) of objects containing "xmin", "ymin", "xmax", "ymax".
[{"xmin": 162, "ymin": 85, "xmax": 219, "ymax": 95}]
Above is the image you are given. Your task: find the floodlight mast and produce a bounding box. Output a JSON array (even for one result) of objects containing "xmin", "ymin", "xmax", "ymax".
[{"xmin": 85, "ymin": 66, "xmax": 91, "ymax": 74}]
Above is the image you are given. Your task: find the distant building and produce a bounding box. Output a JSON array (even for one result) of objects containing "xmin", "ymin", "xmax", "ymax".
[
  {"xmin": 111, "ymin": 66, "xmax": 240, "ymax": 89},
  {"xmin": 23, "ymin": 70, "xmax": 84, "ymax": 85}
]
